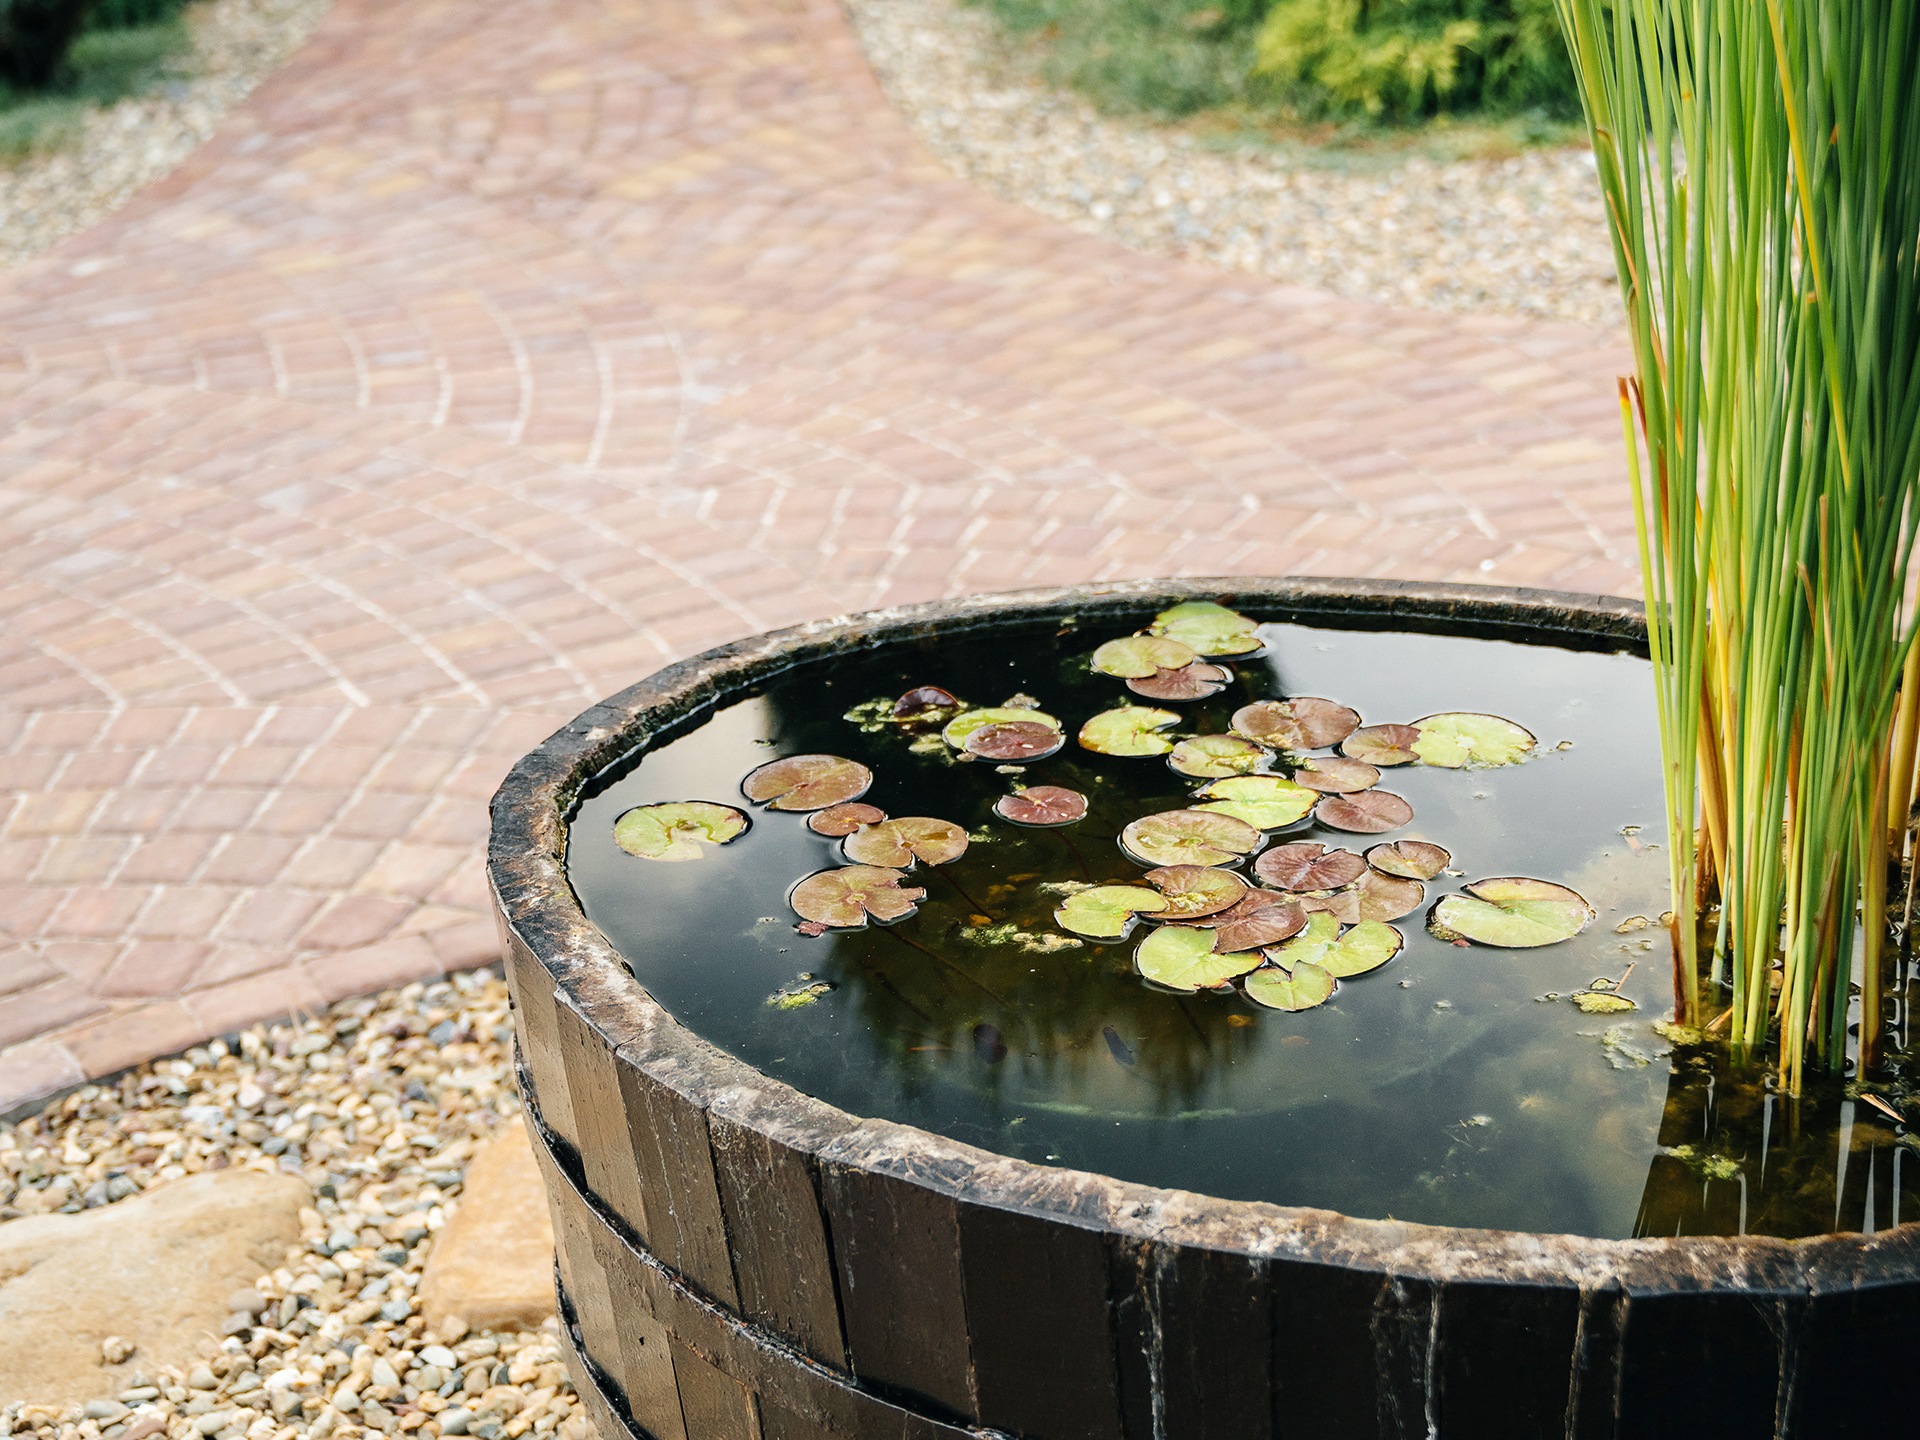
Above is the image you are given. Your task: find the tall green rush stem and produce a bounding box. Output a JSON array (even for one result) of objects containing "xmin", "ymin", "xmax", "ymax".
[{"xmin": 1556, "ymin": 0, "xmax": 1920, "ymax": 1091}]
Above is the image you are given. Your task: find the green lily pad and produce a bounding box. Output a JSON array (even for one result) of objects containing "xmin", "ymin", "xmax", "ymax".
[
  {"xmin": 1261, "ymin": 910, "xmax": 1339, "ymax": 968},
  {"xmin": 1168, "ymin": 734, "xmax": 1270, "ymax": 779},
  {"xmin": 790, "ymin": 865, "xmax": 927, "ymax": 928},
  {"xmin": 945, "ymin": 707, "xmax": 1063, "ymax": 750},
  {"xmin": 842, "ymin": 817, "xmax": 970, "ymax": 868},
  {"xmin": 1055, "ymin": 884, "xmax": 1169, "ymax": 939},
  {"xmin": 1411, "ymin": 713, "xmax": 1537, "ymax": 769},
  {"xmin": 1244, "ymin": 959, "xmax": 1336, "ymax": 1011},
  {"xmin": 1143, "ymin": 864, "xmax": 1249, "ymax": 920},
  {"xmin": 1342, "ymin": 723, "xmax": 1422, "ymax": 767},
  {"xmin": 742, "ymin": 755, "xmax": 874, "ymax": 812},
  {"xmin": 1366, "ymin": 840, "xmax": 1451, "ymax": 880},
  {"xmin": 1254, "ymin": 841, "xmax": 1366, "ymax": 891},
  {"xmin": 1078, "ymin": 706, "xmax": 1181, "ymax": 757},
  {"xmin": 1293, "ymin": 756, "xmax": 1381, "ymax": 794},
  {"xmin": 613, "ymin": 802, "xmax": 749, "ymax": 862},
  {"xmin": 1315, "ymin": 789, "xmax": 1413, "ymax": 834},
  {"xmin": 1137, "ymin": 925, "xmax": 1264, "ymax": 992},
  {"xmin": 808, "ymin": 802, "xmax": 887, "ymax": 837},
  {"xmin": 995, "ymin": 785, "xmax": 1088, "ymax": 827},
  {"xmin": 1192, "ymin": 774, "xmax": 1317, "ymax": 830},
  {"xmin": 1430, "ymin": 877, "xmax": 1594, "ymax": 948},
  {"xmin": 1128, "ymin": 661, "xmax": 1231, "ymax": 702},
  {"xmin": 965, "ymin": 721, "xmax": 1066, "ymax": 761},
  {"xmin": 1232, "ymin": 698, "xmax": 1360, "ymax": 751},
  {"xmin": 1120, "ymin": 808, "xmax": 1262, "ymax": 867},
  {"xmin": 1206, "ymin": 891, "xmax": 1307, "ymax": 951},
  {"xmin": 1349, "ymin": 870, "xmax": 1424, "ymax": 922},
  {"xmin": 1318, "ymin": 920, "xmax": 1405, "ymax": 977},
  {"xmin": 1091, "ymin": 635, "xmax": 1198, "ymax": 678},
  {"xmin": 1148, "ymin": 600, "xmax": 1263, "ymax": 656}
]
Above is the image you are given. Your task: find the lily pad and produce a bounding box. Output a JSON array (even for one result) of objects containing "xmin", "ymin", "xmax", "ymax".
[
  {"xmin": 1319, "ymin": 920, "xmax": 1405, "ymax": 977},
  {"xmin": 1128, "ymin": 661, "xmax": 1231, "ymax": 702},
  {"xmin": 1430, "ymin": 877, "xmax": 1594, "ymax": 948},
  {"xmin": 1349, "ymin": 870, "xmax": 1424, "ymax": 922},
  {"xmin": 1255, "ymin": 841, "xmax": 1367, "ymax": 891},
  {"xmin": 1411, "ymin": 713, "xmax": 1537, "ymax": 769},
  {"xmin": 790, "ymin": 865, "xmax": 927, "ymax": 928},
  {"xmin": 1296, "ymin": 890, "xmax": 1362, "ymax": 924},
  {"xmin": 1121, "ymin": 808, "xmax": 1262, "ymax": 867},
  {"xmin": 1168, "ymin": 734, "xmax": 1270, "ymax": 779},
  {"xmin": 1367, "ymin": 840, "xmax": 1451, "ymax": 880},
  {"xmin": 1342, "ymin": 723, "xmax": 1422, "ymax": 767},
  {"xmin": 945, "ymin": 707, "xmax": 1063, "ymax": 750},
  {"xmin": 842, "ymin": 817, "xmax": 970, "ymax": 868},
  {"xmin": 1293, "ymin": 756, "xmax": 1381, "ymax": 794},
  {"xmin": 1244, "ymin": 960, "xmax": 1336, "ymax": 1011},
  {"xmin": 1192, "ymin": 774, "xmax": 1317, "ymax": 830},
  {"xmin": 1206, "ymin": 892, "xmax": 1307, "ymax": 952},
  {"xmin": 1315, "ymin": 789, "xmax": 1414, "ymax": 834},
  {"xmin": 613, "ymin": 802, "xmax": 749, "ymax": 862},
  {"xmin": 965, "ymin": 721, "xmax": 1066, "ymax": 761},
  {"xmin": 894, "ymin": 686, "xmax": 960, "ymax": 718},
  {"xmin": 1055, "ymin": 884, "xmax": 1169, "ymax": 939},
  {"xmin": 995, "ymin": 785, "xmax": 1088, "ymax": 827},
  {"xmin": 1137, "ymin": 925, "xmax": 1264, "ymax": 992},
  {"xmin": 743, "ymin": 754, "xmax": 874, "ymax": 812},
  {"xmin": 1091, "ymin": 635, "xmax": 1197, "ymax": 678},
  {"xmin": 1261, "ymin": 911, "xmax": 1339, "ymax": 968},
  {"xmin": 808, "ymin": 802, "xmax": 888, "ymax": 837},
  {"xmin": 1078, "ymin": 706, "xmax": 1181, "ymax": 757},
  {"xmin": 1143, "ymin": 865, "xmax": 1249, "ymax": 921},
  {"xmin": 1231, "ymin": 698, "xmax": 1361, "ymax": 751},
  {"xmin": 1148, "ymin": 600, "xmax": 1263, "ymax": 656}
]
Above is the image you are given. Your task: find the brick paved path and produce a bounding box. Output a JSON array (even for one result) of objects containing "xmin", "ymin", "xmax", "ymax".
[{"xmin": 0, "ymin": 0, "xmax": 1639, "ymax": 1113}]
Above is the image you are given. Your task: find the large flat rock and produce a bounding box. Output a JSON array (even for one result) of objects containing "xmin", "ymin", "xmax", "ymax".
[
  {"xmin": 0, "ymin": 1167, "xmax": 310, "ymax": 1405},
  {"xmin": 419, "ymin": 1116, "xmax": 556, "ymax": 1334}
]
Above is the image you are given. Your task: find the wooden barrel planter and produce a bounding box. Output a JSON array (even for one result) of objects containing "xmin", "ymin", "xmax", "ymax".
[{"xmin": 487, "ymin": 578, "xmax": 1920, "ymax": 1440}]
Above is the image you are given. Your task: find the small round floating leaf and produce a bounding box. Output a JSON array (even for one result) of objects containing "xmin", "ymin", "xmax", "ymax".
[
  {"xmin": 1255, "ymin": 841, "xmax": 1366, "ymax": 891},
  {"xmin": 1367, "ymin": 840, "xmax": 1451, "ymax": 880},
  {"xmin": 1349, "ymin": 870, "xmax": 1423, "ymax": 922},
  {"xmin": 790, "ymin": 866, "xmax": 927, "ymax": 928},
  {"xmin": 1431, "ymin": 877, "xmax": 1594, "ymax": 948},
  {"xmin": 1169, "ymin": 734, "xmax": 1270, "ymax": 779},
  {"xmin": 894, "ymin": 686, "xmax": 960, "ymax": 718},
  {"xmin": 1411, "ymin": 713, "xmax": 1537, "ymax": 769},
  {"xmin": 1192, "ymin": 774, "xmax": 1316, "ymax": 830},
  {"xmin": 842, "ymin": 817, "xmax": 970, "ymax": 868},
  {"xmin": 613, "ymin": 802, "xmax": 748, "ymax": 862},
  {"xmin": 743, "ymin": 754, "xmax": 874, "ymax": 812},
  {"xmin": 1298, "ymin": 890, "xmax": 1362, "ymax": 925},
  {"xmin": 1232, "ymin": 697, "xmax": 1360, "ymax": 751},
  {"xmin": 1078, "ymin": 706, "xmax": 1180, "ymax": 757},
  {"xmin": 1293, "ymin": 756, "xmax": 1381, "ymax": 794},
  {"xmin": 1091, "ymin": 635, "xmax": 1197, "ymax": 678},
  {"xmin": 1143, "ymin": 865, "xmax": 1248, "ymax": 921},
  {"xmin": 995, "ymin": 785, "xmax": 1088, "ymax": 827},
  {"xmin": 1120, "ymin": 808, "xmax": 1262, "ymax": 867},
  {"xmin": 1148, "ymin": 600, "xmax": 1262, "ymax": 657},
  {"xmin": 1319, "ymin": 920, "xmax": 1404, "ymax": 978},
  {"xmin": 945, "ymin": 707, "xmax": 1063, "ymax": 750},
  {"xmin": 1056, "ymin": 885, "xmax": 1168, "ymax": 939},
  {"xmin": 1244, "ymin": 959, "xmax": 1335, "ymax": 1011},
  {"xmin": 965, "ymin": 721, "xmax": 1066, "ymax": 761},
  {"xmin": 1341, "ymin": 724, "xmax": 1422, "ymax": 767},
  {"xmin": 1137, "ymin": 926, "xmax": 1263, "ymax": 992},
  {"xmin": 808, "ymin": 802, "xmax": 887, "ymax": 837},
  {"xmin": 1315, "ymin": 789, "xmax": 1414, "ymax": 834},
  {"xmin": 1262, "ymin": 911, "xmax": 1339, "ymax": 970},
  {"xmin": 1127, "ymin": 661, "xmax": 1231, "ymax": 702},
  {"xmin": 1208, "ymin": 892, "xmax": 1307, "ymax": 952}
]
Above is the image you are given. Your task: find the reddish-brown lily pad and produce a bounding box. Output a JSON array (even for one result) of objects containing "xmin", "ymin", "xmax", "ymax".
[
  {"xmin": 1143, "ymin": 865, "xmax": 1249, "ymax": 921},
  {"xmin": 1121, "ymin": 808, "xmax": 1262, "ymax": 867},
  {"xmin": 965, "ymin": 721, "xmax": 1066, "ymax": 761},
  {"xmin": 1168, "ymin": 734, "xmax": 1270, "ymax": 779},
  {"xmin": 1127, "ymin": 661, "xmax": 1232, "ymax": 702},
  {"xmin": 893, "ymin": 686, "xmax": 960, "ymax": 719},
  {"xmin": 743, "ymin": 754, "xmax": 874, "ymax": 812},
  {"xmin": 995, "ymin": 785, "xmax": 1089, "ymax": 827},
  {"xmin": 808, "ymin": 802, "xmax": 888, "ymax": 837},
  {"xmin": 945, "ymin": 707, "xmax": 1063, "ymax": 750},
  {"xmin": 1349, "ymin": 869, "xmax": 1424, "ymax": 922},
  {"xmin": 1255, "ymin": 841, "xmax": 1367, "ymax": 891},
  {"xmin": 1206, "ymin": 891, "xmax": 1307, "ymax": 952},
  {"xmin": 1296, "ymin": 890, "xmax": 1363, "ymax": 924},
  {"xmin": 1232, "ymin": 698, "xmax": 1360, "ymax": 751},
  {"xmin": 1342, "ymin": 724, "xmax": 1422, "ymax": 767},
  {"xmin": 841, "ymin": 817, "xmax": 970, "ymax": 868},
  {"xmin": 1367, "ymin": 839, "xmax": 1451, "ymax": 880},
  {"xmin": 1293, "ymin": 756, "xmax": 1382, "ymax": 794},
  {"xmin": 790, "ymin": 866, "xmax": 927, "ymax": 929},
  {"xmin": 1315, "ymin": 789, "xmax": 1413, "ymax": 834}
]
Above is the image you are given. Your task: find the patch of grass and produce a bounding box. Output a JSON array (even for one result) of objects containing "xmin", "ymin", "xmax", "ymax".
[{"xmin": 0, "ymin": 18, "xmax": 189, "ymax": 159}]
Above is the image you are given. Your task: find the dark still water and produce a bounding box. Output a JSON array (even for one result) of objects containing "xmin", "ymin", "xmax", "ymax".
[{"xmin": 566, "ymin": 613, "xmax": 1920, "ymax": 1239}]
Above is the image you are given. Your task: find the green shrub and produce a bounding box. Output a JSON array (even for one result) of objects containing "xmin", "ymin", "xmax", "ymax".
[
  {"xmin": 0, "ymin": 0, "xmax": 98, "ymax": 89},
  {"xmin": 1253, "ymin": 0, "xmax": 1575, "ymax": 120},
  {"xmin": 89, "ymin": 0, "xmax": 188, "ymax": 30}
]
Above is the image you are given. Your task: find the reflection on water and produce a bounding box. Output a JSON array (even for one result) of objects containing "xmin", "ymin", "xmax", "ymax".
[{"xmin": 565, "ymin": 614, "xmax": 1920, "ymax": 1238}]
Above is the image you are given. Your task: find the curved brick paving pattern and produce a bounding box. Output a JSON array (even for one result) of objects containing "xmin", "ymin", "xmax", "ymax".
[{"xmin": 0, "ymin": 0, "xmax": 1639, "ymax": 1113}]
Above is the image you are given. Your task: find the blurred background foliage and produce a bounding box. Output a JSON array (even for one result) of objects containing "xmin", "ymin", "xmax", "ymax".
[{"xmin": 0, "ymin": 0, "xmax": 192, "ymax": 155}]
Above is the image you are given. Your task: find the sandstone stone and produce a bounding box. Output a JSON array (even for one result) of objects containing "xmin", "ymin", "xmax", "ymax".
[
  {"xmin": 0, "ymin": 1168, "xmax": 310, "ymax": 1405},
  {"xmin": 417, "ymin": 1118, "xmax": 555, "ymax": 1334}
]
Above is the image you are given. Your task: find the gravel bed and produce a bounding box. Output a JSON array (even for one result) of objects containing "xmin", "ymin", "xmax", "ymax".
[
  {"xmin": 0, "ymin": 0, "xmax": 331, "ymax": 268},
  {"xmin": 0, "ymin": 970, "xmax": 589, "ymax": 1440},
  {"xmin": 842, "ymin": 0, "xmax": 1623, "ymax": 326}
]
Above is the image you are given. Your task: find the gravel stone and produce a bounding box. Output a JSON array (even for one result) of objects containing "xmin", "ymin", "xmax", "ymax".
[{"xmin": 843, "ymin": 0, "xmax": 1621, "ymax": 325}]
